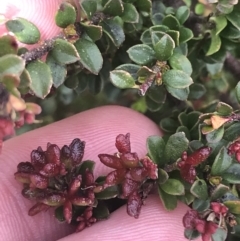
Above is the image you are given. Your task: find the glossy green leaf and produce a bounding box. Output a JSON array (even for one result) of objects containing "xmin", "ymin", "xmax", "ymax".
[
  {"xmin": 46, "ymin": 53, "xmax": 67, "ymax": 88},
  {"xmin": 184, "ymin": 229, "xmax": 201, "ymax": 240},
  {"xmin": 160, "ymin": 118, "xmax": 178, "ymax": 133},
  {"xmin": 27, "ymin": 60, "xmax": 52, "ymax": 98},
  {"xmin": 80, "ymin": 23, "xmax": 102, "ymax": 42},
  {"xmin": 158, "ymin": 186, "xmax": 178, "ymax": 211},
  {"xmin": 151, "ymin": 31, "xmax": 165, "ymax": 46},
  {"xmin": 145, "ymin": 95, "xmax": 163, "ymax": 112},
  {"xmin": 115, "ymin": 64, "xmax": 140, "ymax": 79},
  {"xmin": 211, "ymin": 147, "xmax": 232, "ymax": 176},
  {"xmin": 236, "ymin": 82, "xmax": 240, "ymax": 104},
  {"xmin": 127, "ymin": 44, "xmax": 155, "ymax": 65},
  {"xmin": 6, "ymin": 17, "xmax": 40, "ymax": 44},
  {"xmin": 224, "ymin": 200, "xmax": 240, "ymax": 214},
  {"xmin": 179, "ymin": 26, "xmax": 193, "ymax": 43},
  {"xmin": 210, "ymin": 184, "xmax": 229, "ymax": 201},
  {"xmin": 190, "ymin": 179, "xmax": 208, "ymax": 200},
  {"xmin": 50, "ymin": 39, "xmax": 79, "ymax": 64},
  {"xmin": 165, "ymin": 86, "xmax": 190, "ymax": 100},
  {"xmin": 121, "ymin": 3, "xmax": 139, "ymax": 23},
  {"xmin": 103, "ymin": 0, "xmax": 123, "ymax": 15},
  {"xmin": 164, "ymin": 132, "xmax": 189, "ymax": 163},
  {"xmin": 75, "ymin": 38, "xmax": 103, "ymax": 74},
  {"xmin": 54, "ymin": 206, "xmax": 65, "ymax": 222},
  {"xmin": 223, "ymin": 123, "xmax": 240, "ymax": 141},
  {"xmin": 147, "ymin": 136, "xmax": 165, "ymax": 166},
  {"xmin": 101, "ymin": 19, "xmax": 125, "ymax": 47},
  {"xmin": 226, "ymin": 10, "xmax": 240, "ymax": 31},
  {"xmin": 153, "ymin": 34, "xmax": 175, "ymax": 61},
  {"xmin": 1, "ymin": 75, "xmax": 20, "ymax": 93},
  {"xmin": 216, "ymin": 102, "xmax": 233, "ymax": 116},
  {"xmin": 169, "ymin": 52, "xmax": 192, "ymax": 76},
  {"xmin": 78, "ymin": 160, "xmax": 95, "ymax": 175},
  {"xmin": 188, "ymin": 83, "xmax": 206, "ymax": 100},
  {"xmin": 80, "ymin": 0, "xmax": 97, "ymax": 18},
  {"xmin": 55, "ymin": 2, "xmax": 76, "ymax": 28},
  {"xmin": 176, "ymin": 6, "xmax": 190, "ymax": 24},
  {"xmin": 88, "ymin": 75, "xmax": 104, "ymax": 95},
  {"xmin": 162, "ymin": 15, "xmax": 180, "ymax": 31},
  {"xmin": 211, "ymin": 16, "xmax": 227, "ymax": 35},
  {"xmin": 93, "ymin": 202, "xmax": 110, "ymax": 220},
  {"xmin": 217, "ymin": 4, "xmax": 233, "ymax": 15},
  {"xmin": 146, "ymin": 85, "xmax": 166, "ymax": 103},
  {"xmin": 163, "ymin": 70, "xmax": 193, "ymax": 88},
  {"xmin": 192, "ymin": 198, "xmax": 210, "ymax": 212},
  {"xmin": 222, "ymin": 164, "xmax": 240, "ymax": 184},
  {"xmin": 0, "ymin": 54, "xmax": 25, "ymax": 77},
  {"xmin": 95, "ymin": 186, "xmax": 118, "ymax": 199},
  {"xmin": 151, "ymin": 13, "xmax": 164, "ymax": 25},
  {"xmin": 166, "ymin": 30, "xmax": 179, "ymax": 46},
  {"xmin": 136, "ymin": 0, "xmax": 151, "ymax": 12},
  {"xmin": 206, "ymin": 31, "xmax": 221, "ymax": 56},
  {"xmin": 212, "ymin": 228, "xmax": 227, "ymax": 241},
  {"xmin": 158, "ymin": 168, "xmax": 169, "ymax": 184},
  {"xmin": 206, "ymin": 126, "xmax": 224, "ymax": 144},
  {"xmin": 19, "ymin": 69, "xmax": 31, "ymax": 89},
  {"xmin": 110, "ymin": 70, "xmax": 136, "ymax": 88},
  {"xmin": 0, "ymin": 34, "xmax": 18, "ymax": 57},
  {"xmin": 160, "ymin": 178, "xmax": 185, "ymax": 195}
]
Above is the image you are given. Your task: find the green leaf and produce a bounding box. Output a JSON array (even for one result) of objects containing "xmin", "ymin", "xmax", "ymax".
[
  {"xmin": 153, "ymin": 34, "xmax": 175, "ymax": 61},
  {"xmin": 212, "ymin": 228, "xmax": 227, "ymax": 241},
  {"xmin": 224, "ymin": 200, "xmax": 240, "ymax": 214},
  {"xmin": 184, "ymin": 229, "xmax": 201, "ymax": 240},
  {"xmin": 163, "ymin": 70, "xmax": 193, "ymax": 88},
  {"xmin": 222, "ymin": 163, "xmax": 240, "ymax": 184},
  {"xmin": 235, "ymin": 81, "xmax": 240, "ymax": 104},
  {"xmin": 127, "ymin": 44, "xmax": 155, "ymax": 65},
  {"xmin": 19, "ymin": 69, "xmax": 31, "ymax": 89},
  {"xmin": 78, "ymin": 160, "xmax": 95, "ymax": 174},
  {"xmin": 162, "ymin": 15, "xmax": 180, "ymax": 31},
  {"xmin": 223, "ymin": 123, "xmax": 240, "ymax": 141},
  {"xmin": 147, "ymin": 136, "xmax": 165, "ymax": 166},
  {"xmin": 216, "ymin": 3, "xmax": 233, "ymax": 15},
  {"xmin": 164, "ymin": 132, "xmax": 189, "ymax": 164},
  {"xmin": 151, "ymin": 31, "xmax": 165, "ymax": 46},
  {"xmin": 0, "ymin": 54, "xmax": 25, "ymax": 77},
  {"xmin": 116, "ymin": 64, "xmax": 140, "ymax": 79},
  {"xmin": 6, "ymin": 17, "xmax": 40, "ymax": 44},
  {"xmin": 206, "ymin": 31, "xmax": 221, "ymax": 56},
  {"xmin": 121, "ymin": 3, "xmax": 139, "ymax": 23},
  {"xmin": 188, "ymin": 83, "xmax": 206, "ymax": 100},
  {"xmin": 169, "ymin": 52, "xmax": 192, "ymax": 76},
  {"xmin": 210, "ymin": 184, "xmax": 229, "ymax": 201},
  {"xmin": 95, "ymin": 186, "xmax": 118, "ymax": 199},
  {"xmin": 27, "ymin": 60, "xmax": 53, "ymax": 98},
  {"xmin": 179, "ymin": 26, "xmax": 193, "ymax": 43},
  {"xmin": 55, "ymin": 2, "xmax": 76, "ymax": 28},
  {"xmin": 158, "ymin": 168, "xmax": 169, "ymax": 184},
  {"xmin": 211, "ymin": 147, "xmax": 233, "ymax": 176},
  {"xmin": 158, "ymin": 186, "xmax": 178, "ymax": 211},
  {"xmin": 165, "ymin": 86, "xmax": 190, "ymax": 100},
  {"xmin": 146, "ymin": 85, "xmax": 166, "ymax": 103},
  {"xmin": 74, "ymin": 38, "xmax": 103, "ymax": 75},
  {"xmin": 55, "ymin": 206, "xmax": 65, "ymax": 222},
  {"xmin": 88, "ymin": 75, "xmax": 103, "ymax": 95},
  {"xmin": 101, "ymin": 19, "xmax": 125, "ymax": 47},
  {"xmin": 160, "ymin": 178, "xmax": 185, "ymax": 195},
  {"xmin": 160, "ymin": 118, "xmax": 178, "ymax": 133},
  {"xmin": 50, "ymin": 39, "xmax": 79, "ymax": 64},
  {"xmin": 93, "ymin": 202, "xmax": 110, "ymax": 220},
  {"xmin": 206, "ymin": 126, "xmax": 224, "ymax": 144},
  {"xmin": 145, "ymin": 95, "xmax": 163, "ymax": 112},
  {"xmin": 46, "ymin": 53, "xmax": 67, "ymax": 88},
  {"xmin": 226, "ymin": 10, "xmax": 240, "ymax": 31},
  {"xmin": 211, "ymin": 16, "xmax": 227, "ymax": 35},
  {"xmin": 80, "ymin": 23, "xmax": 102, "ymax": 42},
  {"xmin": 190, "ymin": 179, "xmax": 208, "ymax": 200},
  {"xmin": 151, "ymin": 13, "xmax": 164, "ymax": 25},
  {"xmin": 136, "ymin": 0, "xmax": 151, "ymax": 12},
  {"xmin": 110, "ymin": 70, "xmax": 136, "ymax": 88},
  {"xmin": 0, "ymin": 34, "xmax": 18, "ymax": 57},
  {"xmin": 80, "ymin": 0, "xmax": 97, "ymax": 18},
  {"xmin": 175, "ymin": 6, "xmax": 190, "ymax": 24},
  {"xmin": 166, "ymin": 30, "xmax": 179, "ymax": 46},
  {"xmin": 103, "ymin": 0, "xmax": 123, "ymax": 15},
  {"xmin": 192, "ymin": 198, "xmax": 210, "ymax": 212},
  {"xmin": 216, "ymin": 102, "xmax": 233, "ymax": 116}
]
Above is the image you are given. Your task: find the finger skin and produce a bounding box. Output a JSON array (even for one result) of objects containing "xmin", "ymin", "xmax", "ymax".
[
  {"xmin": 0, "ymin": 0, "xmax": 62, "ymax": 40},
  {"xmin": 0, "ymin": 106, "xmax": 161, "ymax": 241}
]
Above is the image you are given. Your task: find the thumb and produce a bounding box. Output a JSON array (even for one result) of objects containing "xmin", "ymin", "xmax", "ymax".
[{"xmin": 0, "ymin": 0, "xmax": 62, "ymax": 40}]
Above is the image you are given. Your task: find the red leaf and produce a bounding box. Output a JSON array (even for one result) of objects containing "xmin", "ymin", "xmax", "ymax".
[
  {"xmin": 98, "ymin": 154, "xmax": 124, "ymax": 169},
  {"xmin": 127, "ymin": 192, "xmax": 142, "ymax": 218},
  {"xmin": 186, "ymin": 147, "xmax": 212, "ymax": 166},
  {"xmin": 115, "ymin": 133, "xmax": 131, "ymax": 153}
]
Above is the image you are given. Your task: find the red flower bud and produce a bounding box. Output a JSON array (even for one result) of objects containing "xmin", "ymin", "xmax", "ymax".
[
  {"xmin": 28, "ymin": 203, "xmax": 50, "ymax": 216},
  {"xmin": 45, "ymin": 144, "xmax": 61, "ymax": 165},
  {"xmin": 40, "ymin": 163, "xmax": 60, "ymax": 177},
  {"xmin": 69, "ymin": 138, "xmax": 85, "ymax": 166},
  {"xmin": 210, "ymin": 202, "xmax": 228, "ymax": 216},
  {"xmin": 128, "ymin": 167, "xmax": 148, "ymax": 182},
  {"xmin": 17, "ymin": 162, "xmax": 34, "ymax": 173},
  {"xmin": 122, "ymin": 178, "xmax": 139, "ymax": 198},
  {"xmin": 30, "ymin": 174, "xmax": 48, "ymax": 189},
  {"xmin": 104, "ymin": 169, "xmax": 127, "ymax": 187},
  {"xmin": 69, "ymin": 175, "xmax": 82, "ymax": 196},
  {"xmin": 115, "ymin": 133, "xmax": 131, "ymax": 153},
  {"xmin": 179, "ymin": 164, "xmax": 196, "ymax": 184},
  {"xmin": 127, "ymin": 191, "xmax": 142, "ymax": 218},
  {"xmin": 185, "ymin": 147, "xmax": 212, "ymax": 166},
  {"xmin": 31, "ymin": 149, "xmax": 47, "ymax": 171},
  {"xmin": 141, "ymin": 156, "xmax": 158, "ymax": 179},
  {"xmin": 63, "ymin": 200, "xmax": 72, "ymax": 224},
  {"xmin": 120, "ymin": 152, "xmax": 139, "ymax": 168},
  {"xmin": 98, "ymin": 154, "xmax": 124, "ymax": 169},
  {"xmin": 183, "ymin": 210, "xmax": 199, "ymax": 229}
]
